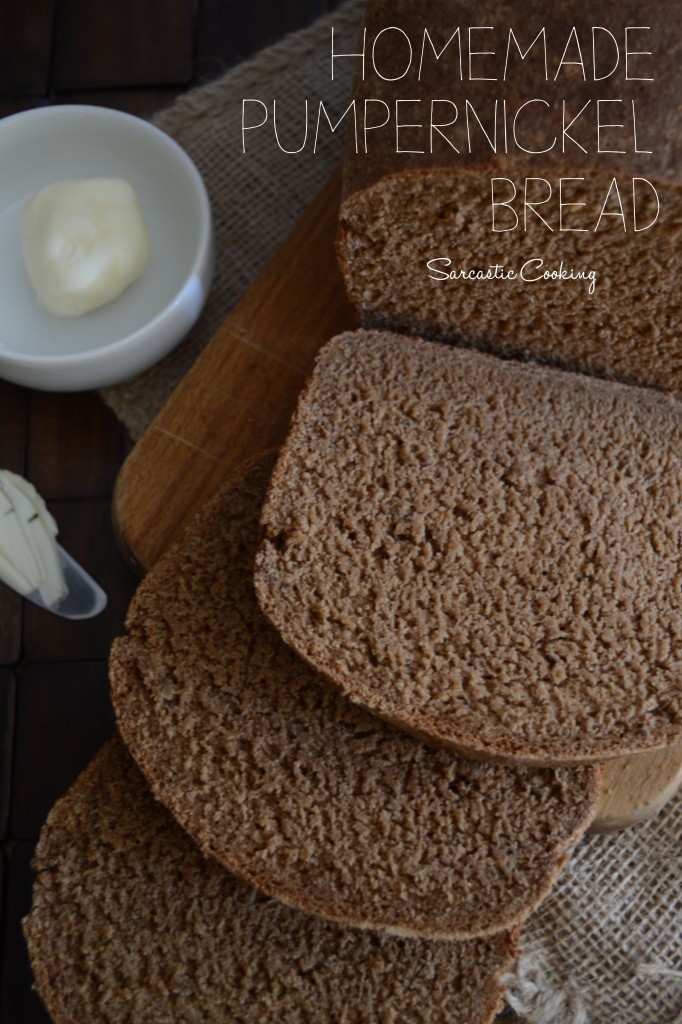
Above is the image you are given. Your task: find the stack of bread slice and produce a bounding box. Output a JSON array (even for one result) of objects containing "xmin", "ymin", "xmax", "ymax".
[
  {"xmin": 25, "ymin": 739, "xmax": 520, "ymax": 1024},
  {"xmin": 32, "ymin": 412, "xmax": 637, "ymax": 1022},
  {"xmin": 27, "ymin": 318, "xmax": 682, "ymax": 1019},
  {"xmin": 107, "ymin": 454, "xmax": 599, "ymax": 943},
  {"xmin": 23, "ymin": 0, "xmax": 682, "ymax": 1013}
]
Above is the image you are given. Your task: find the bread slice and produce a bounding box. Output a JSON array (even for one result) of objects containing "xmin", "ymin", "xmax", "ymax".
[
  {"xmin": 24, "ymin": 738, "xmax": 520, "ymax": 1024},
  {"xmin": 338, "ymin": 0, "xmax": 682, "ymax": 397},
  {"xmin": 255, "ymin": 330, "xmax": 682, "ymax": 765},
  {"xmin": 109, "ymin": 454, "xmax": 600, "ymax": 940}
]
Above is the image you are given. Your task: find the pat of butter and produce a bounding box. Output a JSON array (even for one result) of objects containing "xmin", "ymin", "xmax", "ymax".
[
  {"xmin": 0, "ymin": 470, "xmax": 68, "ymax": 608},
  {"xmin": 21, "ymin": 177, "xmax": 150, "ymax": 316}
]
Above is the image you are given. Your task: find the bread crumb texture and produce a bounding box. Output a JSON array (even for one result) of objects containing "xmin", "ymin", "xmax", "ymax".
[
  {"xmin": 110, "ymin": 455, "xmax": 599, "ymax": 940},
  {"xmin": 338, "ymin": 0, "xmax": 682, "ymax": 396},
  {"xmin": 338, "ymin": 169, "xmax": 682, "ymax": 395},
  {"xmin": 25, "ymin": 740, "xmax": 519, "ymax": 1024},
  {"xmin": 256, "ymin": 331, "xmax": 682, "ymax": 764}
]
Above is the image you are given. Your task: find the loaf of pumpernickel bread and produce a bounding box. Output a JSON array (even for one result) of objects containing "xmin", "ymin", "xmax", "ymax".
[
  {"xmin": 255, "ymin": 330, "xmax": 682, "ymax": 766},
  {"xmin": 110, "ymin": 454, "xmax": 600, "ymax": 940},
  {"xmin": 338, "ymin": 0, "xmax": 682, "ymax": 396},
  {"xmin": 25, "ymin": 738, "xmax": 520, "ymax": 1024}
]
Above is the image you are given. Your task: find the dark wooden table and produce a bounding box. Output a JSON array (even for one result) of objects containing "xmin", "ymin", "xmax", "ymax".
[{"xmin": 0, "ymin": 3, "xmax": 343, "ymax": 1021}]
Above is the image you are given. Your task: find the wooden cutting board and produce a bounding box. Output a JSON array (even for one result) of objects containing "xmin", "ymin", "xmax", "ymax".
[{"xmin": 113, "ymin": 168, "xmax": 682, "ymax": 834}]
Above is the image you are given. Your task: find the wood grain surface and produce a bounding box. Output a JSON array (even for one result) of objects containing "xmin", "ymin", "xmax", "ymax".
[
  {"xmin": 114, "ymin": 168, "xmax": 356, "ymax": 571},
  {"xmin": 113, "ymin": 171, "xmax": 682, "ymax": 834}
]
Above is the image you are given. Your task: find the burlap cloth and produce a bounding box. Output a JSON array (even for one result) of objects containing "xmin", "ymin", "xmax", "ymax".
[{"xmin": 101, "ymin": 4, "xmax": 682, "ymax": 1021}]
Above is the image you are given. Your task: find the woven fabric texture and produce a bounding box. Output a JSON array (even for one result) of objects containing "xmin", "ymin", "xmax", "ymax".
[
  {"xmin": 100, "ymin": 0, "xmax": 365, "ymax": 439},
  {"xmin": 506, "ymin": 792, "xmax": 682, "ymax": 1024},
  {"xmin": 100, "ymin": 5, "xmax": 682, "ymax": 1022}
]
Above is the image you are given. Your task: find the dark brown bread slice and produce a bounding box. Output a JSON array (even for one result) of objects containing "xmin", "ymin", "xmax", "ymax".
[
  {"xmin": 338, "ymin": 0, "xmax": 682, "ymax": 397},
  {"xmin": 24, "ymin": 738, "xmax": 520, "ymax": 1024},
  {"xmin": 255, "ymin": 330, "xmax": 682, "ymax": 766},
  {"xmin": 109, "ymin": 454, "xmax": 600, "ymax": 940}
]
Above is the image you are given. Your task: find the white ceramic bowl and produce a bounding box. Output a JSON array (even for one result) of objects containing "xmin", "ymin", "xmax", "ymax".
[{"xmin": 0, "ymin": 105, "xmax": 213, "ymax": 391}]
